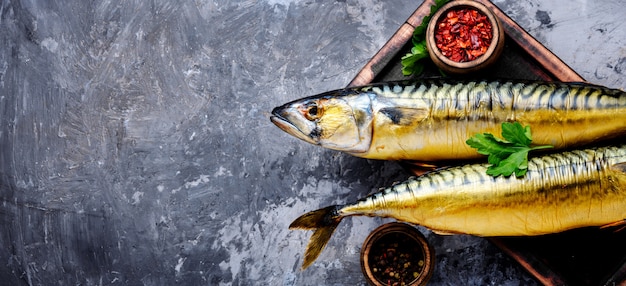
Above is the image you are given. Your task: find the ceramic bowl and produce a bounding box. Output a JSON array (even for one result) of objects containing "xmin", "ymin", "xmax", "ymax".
[
  {"xmin": 426, "ymin": 0, "xmax": 505, "ymax": 74},
  {"xmin": 360, "ymin": 222, "xmax": 435, "ymax": 286}
]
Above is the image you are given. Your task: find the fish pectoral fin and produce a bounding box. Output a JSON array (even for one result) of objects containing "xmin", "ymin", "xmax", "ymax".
[
  {"xmin": 600, "ymin": 219, "xmax": 626, "ymax": 232},
  {"xmin": 400, "ymin": 161, "xmax": 442, "ymax": 176},
  {"xmin": 378, "ymin": 107, "xmax": 428, "ymax": 126},
  {"xmin": 431, "ymin": 228, "xmax": 465, "ymax": 235},
  {"xmin": 610, "ymin": 162, "xmax": 626, "ymax": 173}
]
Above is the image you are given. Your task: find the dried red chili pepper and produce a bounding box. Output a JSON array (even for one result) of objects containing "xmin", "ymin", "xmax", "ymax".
[{"xmin": 434, "ymin": 7, "xmax": 493, "ymax": 62}]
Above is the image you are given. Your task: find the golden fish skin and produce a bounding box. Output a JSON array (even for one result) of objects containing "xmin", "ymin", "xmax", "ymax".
[
  {"xmin": 289, "ymin": 144, "xmax": 626, "ymax": 269},
  {"xmin": 271, "ymin": 80, "xmax": 626, "ymax": 161}
]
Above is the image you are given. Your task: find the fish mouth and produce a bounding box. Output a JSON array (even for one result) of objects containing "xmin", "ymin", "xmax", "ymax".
[{"xmin": 270, "ymin": 107, "xmax": 318, "ymax": 145}]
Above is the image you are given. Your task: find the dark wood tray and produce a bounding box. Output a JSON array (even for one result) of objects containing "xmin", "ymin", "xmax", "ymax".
[{"xmin": 348, "ymin": 1, "xmax": 626, "ymax": 285}]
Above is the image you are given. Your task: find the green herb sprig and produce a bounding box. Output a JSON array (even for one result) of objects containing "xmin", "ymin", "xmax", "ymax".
[
  {"xmin": 466, "ymin": 122, "xmax": 554, "ymax": 177},
  {"xmin": 401, "ymin": 0, "xmax": 450, "ymax": 76}
]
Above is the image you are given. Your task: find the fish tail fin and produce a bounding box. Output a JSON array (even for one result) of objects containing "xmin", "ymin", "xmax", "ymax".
[{"xmin": 289, "ymin": 205, "xmax": 344, "ymax": 270}]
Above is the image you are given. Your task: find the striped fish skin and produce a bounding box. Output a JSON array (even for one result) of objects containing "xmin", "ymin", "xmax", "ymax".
[
  {"xmin": 271, "ymin": 80, "xmax": 626, "ymax": 161},
  {"xmin": 340, "ymin": 144, "xmax": 626, "ymax": 236},
  {"xmin": 289, "ymin": 145, "xmax": 626, "ymax": 269}
]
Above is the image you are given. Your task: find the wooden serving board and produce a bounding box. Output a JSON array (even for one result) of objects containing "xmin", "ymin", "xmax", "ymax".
[{"xmin": 348, "ymin": 1, "xmax": 626, "ymax": 285}]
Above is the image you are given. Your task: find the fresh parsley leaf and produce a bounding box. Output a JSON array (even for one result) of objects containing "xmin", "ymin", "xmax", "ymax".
[
  {"xmin": 401, "ymin": 0, "xmax": 451, "ymax": 76},
  {"xmin": 401, "ymin": 43, "xmax": 428, "ymax": 75},
  {"xmin": 413, "ymin": 25, "xmax": 427, "ymax": 39},
  {"xmin": 466, "ymin": 122, "xmax": 554, "ymax": 177},
  {"xmin": 501, "ymin": 121, "xmax": 532, "ymax": 147},
  {"xmin": 466, "ymin": 133, "xmax": 514, "ymax": 158},
  {"xmin": 486, "ymin": 149, "xmax": 529, "ymax": 177}
]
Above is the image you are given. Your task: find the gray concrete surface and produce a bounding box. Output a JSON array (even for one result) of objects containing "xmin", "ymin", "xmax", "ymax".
[{"xmin": 0, "ymin": 0, "xmax": 624, "ymax": 285}]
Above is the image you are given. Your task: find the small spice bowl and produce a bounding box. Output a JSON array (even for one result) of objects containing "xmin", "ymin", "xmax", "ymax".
[
  {"xmin": 361, "ymin": 222, "xmax": 435, "ymax": 286},
  {"xmin": 426, "ymin": 0, "xmax": 505, "ymax": 74}
]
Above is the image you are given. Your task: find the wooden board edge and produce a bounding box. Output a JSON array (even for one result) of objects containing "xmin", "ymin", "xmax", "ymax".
[
  {"xmin": 348, "ymin": 1, "xmax": 434, "ymax": 87},
  {"xmin": 349, "ymin": 0, "xmax": 586, "ymax": 86},
  {"xmin": 489, "ymin": 238, "xmax": 567, "ymax": 286},
  {"xmin": 474, "ymin": 0, "xmax": 585, "ymax": 82},
  {"xmin": 348, "ymin": 23, "xmax": 414, "ymax": 87},
  {"xmin": 602, "ymin": 259, "xmax": 626, "ymax": 286},
  {"xmin": 406, "ymin": 0, "xmax": 436, "ymax": 27}
]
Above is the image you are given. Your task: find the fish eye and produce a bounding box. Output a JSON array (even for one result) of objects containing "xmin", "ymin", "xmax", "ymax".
[{"xmin": 303, "ymin": 102, "xmax": 322, "ymax": 121}]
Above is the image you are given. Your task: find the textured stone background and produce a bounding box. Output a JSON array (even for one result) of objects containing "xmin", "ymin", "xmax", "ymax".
[{"xmin": 0, "ymin": 0, "xmax": 624, "ymax": 285}]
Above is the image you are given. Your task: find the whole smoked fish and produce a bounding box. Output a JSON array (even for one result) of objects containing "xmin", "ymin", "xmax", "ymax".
[
  {"xmin": 290, "ymin": 144, "xmax": 626, "ymax": 269},
  {"xmin": 271, "ymin": 80, "xmax": 626, "ymax": 161}
]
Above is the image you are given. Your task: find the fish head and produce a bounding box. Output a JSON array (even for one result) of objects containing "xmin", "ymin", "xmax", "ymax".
[{"xmin": 270, "ymin": 91, "xmax": 373, "ymax": 153}]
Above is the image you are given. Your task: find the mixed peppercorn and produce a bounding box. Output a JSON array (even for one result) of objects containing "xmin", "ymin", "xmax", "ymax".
[{"xmin": 369, "ymin": 232, "xmax": 425, "ymax": 286}]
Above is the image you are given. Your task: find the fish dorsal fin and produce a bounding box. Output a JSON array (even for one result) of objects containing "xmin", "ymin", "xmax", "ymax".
[
  {"xmin": 611, "ymin": 162, "xmax": 626, "ymax": 173},
  {"xmin": 378, "ymin": 107, "xmax": 428, "ymax": 126}
]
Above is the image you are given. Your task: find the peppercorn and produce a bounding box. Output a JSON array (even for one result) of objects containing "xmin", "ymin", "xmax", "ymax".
[{"xmin": 368, "ymin": 232, "xmax": 426, "ymax": 285}]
